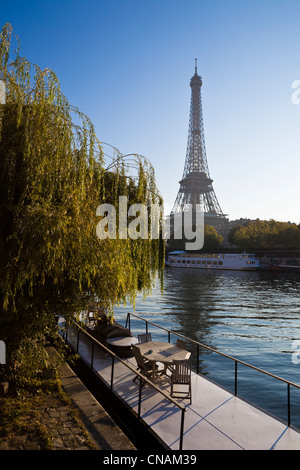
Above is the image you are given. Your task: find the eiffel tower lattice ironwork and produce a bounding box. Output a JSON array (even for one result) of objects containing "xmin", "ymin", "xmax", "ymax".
[{"xmin": 171, "ymin": 60, "xmax": 226, "ymax": 224}]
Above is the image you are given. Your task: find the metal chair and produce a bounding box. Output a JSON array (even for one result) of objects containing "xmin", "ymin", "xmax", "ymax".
[
  {"xmin": 170, "ymin": 359, "xmax": 192, "ymax": 403},
  {"xmin": 138, "ymin": 333, "xmax": 152, "ymax": 344}
]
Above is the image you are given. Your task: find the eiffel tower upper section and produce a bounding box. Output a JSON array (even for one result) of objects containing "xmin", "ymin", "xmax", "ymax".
[{"xmin": 171, "ymin": 60, "xmax": 226, "ymax": 226}]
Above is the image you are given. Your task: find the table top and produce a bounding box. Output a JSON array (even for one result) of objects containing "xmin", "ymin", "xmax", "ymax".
[
  {"xmin": 106, "ymin": 336, "xmax": 139, "ymax": 346},
  {"xmin": 136, "ymin": 341, "xmax": 191, "ymax": 364}
]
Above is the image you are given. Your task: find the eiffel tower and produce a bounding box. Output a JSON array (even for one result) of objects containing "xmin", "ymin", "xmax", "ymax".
[{"xmin": 171, "ymin": 60, "xmax": 227, "ymax": 229}]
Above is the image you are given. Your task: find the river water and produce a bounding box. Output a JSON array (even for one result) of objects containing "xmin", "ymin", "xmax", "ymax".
[{"xmin": 114, "ymin": 267, "xmax": 300, "ymax": 428}]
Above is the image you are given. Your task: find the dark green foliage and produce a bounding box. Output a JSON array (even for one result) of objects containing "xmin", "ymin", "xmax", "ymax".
[{"xmin": 228, "ymin": 219, "xmax": 300, "ymax": 251}]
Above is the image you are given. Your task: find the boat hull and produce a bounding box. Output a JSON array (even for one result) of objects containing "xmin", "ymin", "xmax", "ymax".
[
  {"xmin": 166, "ymin": 264, "xmax": 259, "ymax": 271},
  {"xmin": 276, "ymin": 265, "xmax": 300, "ymax": 273},
  {"xmin": 166, "ymin": 252, "xmax": 260, "ymax": 271}
]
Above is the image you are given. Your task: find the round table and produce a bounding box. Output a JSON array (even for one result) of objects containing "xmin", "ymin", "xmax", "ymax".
[{"xmin": 106, "ymin": 336, "xmax": 138, "ymax": 358}]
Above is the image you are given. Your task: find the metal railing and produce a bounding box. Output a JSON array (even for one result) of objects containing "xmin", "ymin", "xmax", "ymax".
[
  {"xmin": 125, "ymin": 312, "xmax": 300, "ymax": 427},
  {"xmin": 62, "ymin": 320, "xmax": 186, "ymax": 450}
]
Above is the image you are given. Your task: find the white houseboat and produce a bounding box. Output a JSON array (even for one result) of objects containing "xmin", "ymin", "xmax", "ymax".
[{"xmin": 166, "ymin": 251, "xmax": 260, "ymax": 271}]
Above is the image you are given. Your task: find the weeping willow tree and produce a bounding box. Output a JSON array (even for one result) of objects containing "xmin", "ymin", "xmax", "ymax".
[{"xmin": 0, "ymin": 24, "xmax": 164, "ymax": 382}]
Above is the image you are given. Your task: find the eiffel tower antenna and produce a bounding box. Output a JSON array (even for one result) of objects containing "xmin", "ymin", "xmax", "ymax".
[{"xmin": 171, "ymin": 62, "xmax": 227, "ymax": 227}]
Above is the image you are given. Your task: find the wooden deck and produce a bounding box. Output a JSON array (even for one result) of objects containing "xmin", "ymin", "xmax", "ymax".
[{"xmin": 62, "ymin": 321, "xmax": 300, "ymax": 450}]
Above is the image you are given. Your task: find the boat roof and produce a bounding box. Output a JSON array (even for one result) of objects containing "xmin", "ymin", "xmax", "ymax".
[{"xmin": 168, "ymin": 251, "xmax": 256, "ymax": 256}]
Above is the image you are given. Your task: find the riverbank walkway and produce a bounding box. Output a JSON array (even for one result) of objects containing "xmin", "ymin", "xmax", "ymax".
[
  {"xmin": 62, "ymin": 319, "xmax": 300, "ymax": 450},
  {"xmin": 0, "ymin": 342, "xmax": 136, "ymax": 451}
]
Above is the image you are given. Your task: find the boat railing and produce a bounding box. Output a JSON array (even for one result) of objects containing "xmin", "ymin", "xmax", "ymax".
[
  {"xmin": 125, "ymin": 312, "xmax": 300, "ymax": 427},
  {"xmin": 61, "ymin": 320, "xmax": 186, "ymax": 450}
]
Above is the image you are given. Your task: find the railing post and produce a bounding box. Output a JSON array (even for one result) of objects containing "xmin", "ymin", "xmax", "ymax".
[
  {"xmin": 91, "ymin": 340, "xmax": 94, "ymax": 370},
  {"xmin": 288, "ymin": 383, "xmax": 291, "ymax": 426},
  {"xmin": 111, "ymin": 356, "xmax": 115, "ymax": 390},
  {"xmin": 196, "ymin": 345, "xmax": 199, "ymax": 374},
  {"xmin": 234, "ymin": 361, "xmax": 238, "ymax": 396},
  {"xmin": 168, "ymin": 331, "xmax": 171, "ymax": 343},
  {"xmin": 179, "ymin": 409, "xmax": 185, "ymax": 450},
  {"xmin": 146, "ymin": 321, "xmax": 148, "ymax": 334},
  {"xmin": 138, "ymin": 378, "xmax": 143, "ymax": 418},
  {"xmin": 126, "ymin": 312, "xmax": 130, "ymax": 330},
  {"xmin": 76, "ymin": 328, "xmax": 80, "ymax": 353}
]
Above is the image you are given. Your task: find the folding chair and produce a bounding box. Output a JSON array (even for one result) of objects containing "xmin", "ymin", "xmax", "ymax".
[
  {"xmin": 132, "ymin": 345, "xmax": 162, "ymax": 385},
  {"xmin": 176, "ymin": 338, "xmax": 187, "ymax": 349},
  {"xmin": 165, "ymin": 338, "xmax": 188, "ymax": 375},
  {"xmin": 132, "ymin": 345, "xmax": 153, "ymax": 385},
  {"xmin": 138, "ymin": 333, "xmax": 152, "ymax": 344},
  {"xmin": 170, "ymin": 359, "xmax": 192, "ymax": 403},
  {"xmin": 88, "ymin": 311, "xmax": 97, "ymax": 325}
]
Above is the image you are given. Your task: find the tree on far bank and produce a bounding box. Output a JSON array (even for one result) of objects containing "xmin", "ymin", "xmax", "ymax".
[
  {"xmin": 228, "ymin": 219, "xmax": 300, "ymax": 251},
  {"xmin": 200, "ymin": 225, "xmax": 223, "ymax": 252}
]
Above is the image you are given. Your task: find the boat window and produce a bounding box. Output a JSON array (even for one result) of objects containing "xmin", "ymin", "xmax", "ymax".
[
  {"xmin": 187, "ymin": 260, "xmax": 190, "ymax": 264},
  {"xmin": 213, "ymin": 261, "xmax": 217, "ymax": 265},
  {"xmin": 202, "ymin": 260, "xmax": 206, "ymax": 264},
  {"xmin": 218, "ymin": 261, "xmax": 223, "ymax": 265},
  {"xmin": 197, "ymin": 260, "xmax": 201, "ymax": 264},
  {"xmin": 207, "ymin": 261, "xmax": 211, "ymax": 265},
  {"xmin": 177, "ymin": 260, "xmax": 181, "ymax": 263},
  {"xmin": 192, "ymin": 260, "xmax": 195, "ymax": 264}
]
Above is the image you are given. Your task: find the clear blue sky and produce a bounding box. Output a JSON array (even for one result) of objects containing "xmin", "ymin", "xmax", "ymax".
[{"xmin": 2, "ymin": 0, "xmax": 300, "ymax": 222}]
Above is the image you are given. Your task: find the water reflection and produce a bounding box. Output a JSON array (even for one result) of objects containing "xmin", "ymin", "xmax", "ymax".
[
  {"xmin": 161, "ymin": 269, "xmax": 220, "ymax": 342},
  {"xmin": 117, "ymin": 268, "xmax": 300, "ymax": 364}
]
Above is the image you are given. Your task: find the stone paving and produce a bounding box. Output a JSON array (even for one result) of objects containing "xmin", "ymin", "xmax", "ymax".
[
  {"xmin": 0, "ymin": 400, "xmax": 94, "ymax": 450},
  {"xmin": 0, "ymin": 344, "xmax": 136, "ymax": 451}
]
